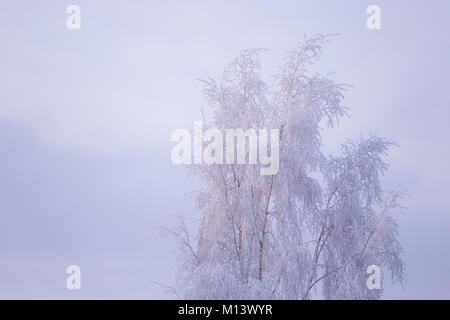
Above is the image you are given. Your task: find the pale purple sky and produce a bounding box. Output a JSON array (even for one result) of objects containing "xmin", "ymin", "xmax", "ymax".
[{"xmin": 1, "ymin": 0, "xmax": 450, "ymax": 299}]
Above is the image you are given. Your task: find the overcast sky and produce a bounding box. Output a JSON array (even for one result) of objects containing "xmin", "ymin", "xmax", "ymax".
[{"xmin": 1, "ymin": 0, "xmax": 449, "ymax": 299}]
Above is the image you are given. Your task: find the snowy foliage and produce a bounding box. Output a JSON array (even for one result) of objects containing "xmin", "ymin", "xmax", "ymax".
[{"xmin": 170, "ymin": 35, "xmax": 405, "ymax": 299}]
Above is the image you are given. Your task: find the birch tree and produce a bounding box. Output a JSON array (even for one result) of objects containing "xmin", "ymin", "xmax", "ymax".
[{"xmin": 171, "ymin": 35, "xmax": 404, "ymax": 299}]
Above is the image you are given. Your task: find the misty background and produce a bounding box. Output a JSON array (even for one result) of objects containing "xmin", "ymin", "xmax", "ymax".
[{"xmin": 1, "ymin": 0, "xmax": 449, "ymax": 298}]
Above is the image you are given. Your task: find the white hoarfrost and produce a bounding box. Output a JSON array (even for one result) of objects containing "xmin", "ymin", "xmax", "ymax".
[{"xmin": 169, "ymin": 35, "xmax": 405, "ymax": 299}]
